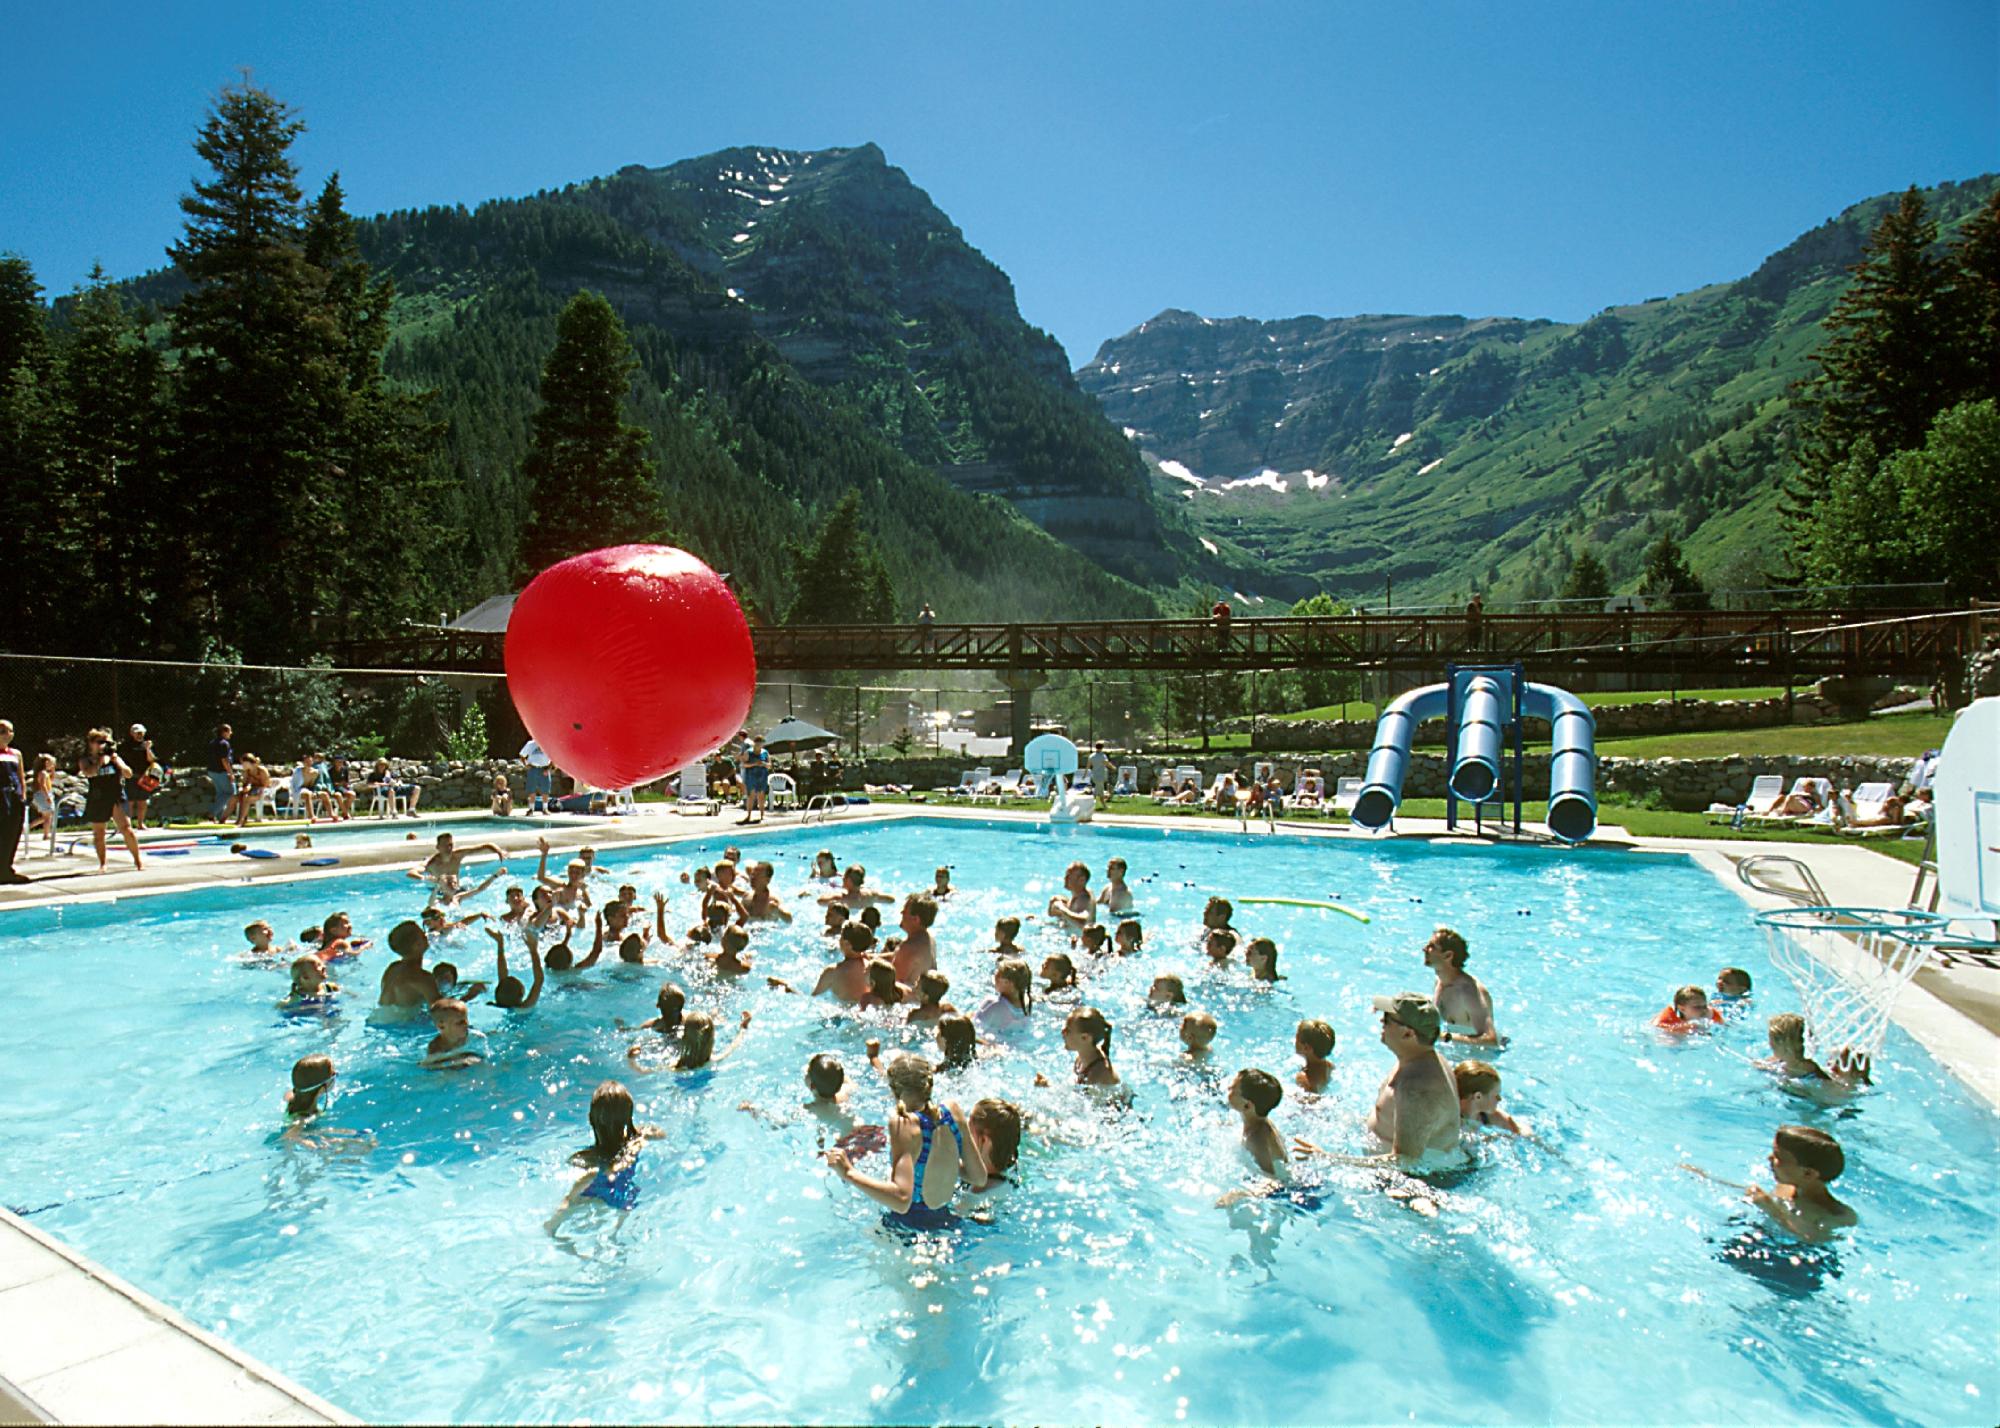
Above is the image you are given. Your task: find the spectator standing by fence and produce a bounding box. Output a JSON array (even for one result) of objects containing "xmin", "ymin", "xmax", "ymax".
[
  {"xmin": 208, "ymin": 723, "xmax": 236, "ymax": 823},
  {"xmin": 116, "ymin": 723, "xmax": 157, "ymax": 830},
  {"xmin": 0, "ymin": 719, "xmax": 27, "ymax": 884},
  {"xmin": 79, "ymin": 728, "xmax": 143, "ymax": 873}
]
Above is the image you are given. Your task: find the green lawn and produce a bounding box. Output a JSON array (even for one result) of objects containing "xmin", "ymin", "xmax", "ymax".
[
  {"xmin": 1594, "ymin": 710, "xmax": 1949, "ymax": 760},
  {"xmin": 1271, "ymin": 685, "xmax": 1787, "ymax": 724}
]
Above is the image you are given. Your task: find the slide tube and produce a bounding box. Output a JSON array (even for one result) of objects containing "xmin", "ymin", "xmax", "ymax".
[
  {"xmin": 1351, "ymin": 683, "xmax": 1448, "ymax": 831},
  {"xmin": 1525, "ymin": 682, "xmax": 1598, "ymax": 843},
  {"xmin": 1449, "ymin": 675, "xmax": 1506, "ymax": 803}
]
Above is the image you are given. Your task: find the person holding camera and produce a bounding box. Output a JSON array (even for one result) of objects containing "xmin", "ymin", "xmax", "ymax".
[{"xmin": 116, "ymin": 723, "xmax": 161, "ymax": 830}]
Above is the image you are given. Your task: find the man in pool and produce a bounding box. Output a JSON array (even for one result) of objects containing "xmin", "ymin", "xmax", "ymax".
[
  {"xmin": 1096, "ymin": 857, "xmax": 1135, "ymax": 917},
  {"xmin": 1423, "ymin": 928, "xmax": 1500, "ymax": 1046},
  {"xmin": 409, "ymin": 831, "xmax": 507, "ymax": 889},
  {"xmin": 891, "ymin": 893, "xmax": 938, "ymax": 985},
  {"xmin": 1046, "ymin": 861, "xmax": 1096, "ymax": 930},
  {"xmin": 380, "ymin": 919, "xmax": 484, "ymax": 1011},
  {"xmin": 1364, "ymin": 993, "xmax": 1462, "ymax": 1167},
  {"xmin": 817, "ymin": 864, "xmax": 895, "ymax": 912}
]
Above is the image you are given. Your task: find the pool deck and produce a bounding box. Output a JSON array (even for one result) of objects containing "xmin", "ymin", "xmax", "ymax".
[{"xmin": 1, "ymin": 802, "xmax": 1994, "ymax": 1425}]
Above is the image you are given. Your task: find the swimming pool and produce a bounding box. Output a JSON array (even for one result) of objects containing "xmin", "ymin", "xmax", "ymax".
[
  {"xmin": 226, "ymin": 815, "xmax": 556, "ymax": 850},
  {"xmin": 1, "ymin": 817, "xmax": 1993, "ymax": 1424}
]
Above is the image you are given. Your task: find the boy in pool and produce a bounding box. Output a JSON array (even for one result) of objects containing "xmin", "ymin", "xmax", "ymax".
[
  {"xmin": 818, "ymin": 864, "xmax": 895, "ymax": 911},
  {"xmin": 1453, "ymin": 1061, "xmax": 1525, "ymax": 1135},
  {"xmin": 932, "ymin": 866, "xmax": 954, "ymax": 899},
  {"xmin": 1715, "ymin": 967, "xmax": 1753, "ymax": 1010},
  {"xmin": 1199, "ymin": 896, "xmax": 1237, "ymax": 944},
  {"xmin": 410, "ymin": 831, "xmax": 506, "ymax": 889},
  {"xmin": 423, "ymin": 998, "xmax": 486, "ymax": 1067},
  {"xmin": 1113, "ymin": 920, "xmax": 1143, "ymax": 956},
  {"xmin": 811, "ymin": 922, "xmax": 876, "ymax": 1003},
  {"xmin": 743, "ymin": 862, "xmax": 792, "ymax": 922},
  {"xmin": 484, "ymin": 925, "xmax": 544, "ymax": 1010},
  {"xmin": 284, "ymin": 1055, "xmax": 337, "ymax": 1119},
  {"xmin": 281, "ymin": 955, "xmax": 339, "ymax": 1009},
  {"xmin": 1204, "ymin": 929, "xmax": 1239, "ymax": 965},
  {"xmin": 907, "ymin": 970, "xmax": 954, "ymax": 1024},
  {"xmin": 381, "ymin": 920, "xmax": 485, "ymax": 1010},
  {"xmin": 708, "ymin": 924, "xmax": 754, "ymax": 979},
  {"xmin": 1655, "ymin": 984, "xmax": 1723, "ymax": 1033},
  {"xmin": 988, "ymin": 916, "xmax": 1024, "ymax": 958},
  {"xmin": 624, "ymin": 983, "xmax": 687, "ymax": 1062},
  {"xmin": 243, "ymin": 920, "xmax": 292, "ymax": 958},
  {"xmin": 1228, "ymin": 1068, "xmax": 1288, "ymax": 1177},
  {"xmin": 1425, "ymin": 928, "xmax": 1500, "ymax": 1047},
  {"xmin": 740, "ymin": 1053, "xmax": 875, "ymax": 1143},
  {"xmin": 892, "ymin": 894, "xmax": 939, "ymax": 985},
  {"xmin": 1294, "ymin": 1018, "xmax": 1335, "ymax": 1093},
  {"xmin": 1047, "ymin": 861, "xmax": 1096, "ymax": 930},
  {"xmin": 1688, "ymin": 1125, "xmax": 1858, "ymax": 1244},
  {"xmin": 1148, "ymin": 972, "xmax": 1187, "ymax": 1007},
  {"xmin": 820, "ymin": 902, "xmax": 849, "ymax": 937},
  {"xmin": 421, "ymin": 904, "xmax": 490, "ymax": 941},
  {"xmin": 1180, "ymin": 1010, "xmax": 1218, "ymax": 1061},
  {"xmin": 1096, "ymin": 857, "xmax": 1135, "ymax": 916}
]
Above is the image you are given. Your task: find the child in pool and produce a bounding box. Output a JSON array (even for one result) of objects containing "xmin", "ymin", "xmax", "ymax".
[
  {"xmin": 796, "ymin": 922, "xmax": 874, "ymax": 1003},
  {"xmin": 548, "ymin": 1081, "xmax": 665, "ymax": 1230},
  {"xmin": 423, "ymin": 998, "xmax": 486, "ymax": 1067},
  {"xmin": 243, "ymin": 920, "xmax": 292, "ymax": 958},
  {"xmin": 1687, "ymin": 1125, "xmax": 1858, "ymax": 1244},
  {"xmin": 933, "ymin": 1014, "xmax": 977, "ymax": 1072},
  {"xmin": 1050, "ymin": 1006, "xmax": 1120, "ymax": 1088},
  {"xmin": 988, "ymin": 916, "xmax": 1023, "ymax": 958},
  {"xmin": 280, "ymin": 956, "xmax": 338, "ymax": 1009},
  {"xmin": 1294, "ymin": 1018, "xmax": 1335, "ymax": 1093},
  {"xmin": 820, "ymin": 903, "xmax": 849, "ymax": 937},
  {"xmin": 932, "ymin": 866, "xmax": 954, "ymax": 899},
  {"xmin": 632, "ymin": 1010, "xmax": 752, "ymax": 1074},
  {"xmin": 1148, "ymin": 973, "xmax": 1187, "ymax": 1008},
  {"xmin": 1245, "ymin": 937, "xmax": 1283, "ymax": 982},
  {"xmin": 708, "ymin": 925, "xmax": 754, "ymax": 979},
  {"xmin": 1453, "ymin": 1060, "xmax": 1524, "ymax": 1134},
  {"xmin": 975, "ymin": 959, "xmax": 1034, "ymax": 1031},
  {"xmin": 825, "ymin": 1053, "xmax": 988, "ymax": 1214},
  {"xmin": 421, "ymin": 904, "xmax": 490, "ymax": 941},
  {"xmin": 818, "ymin": 863, "xmax": 895, "ymax": 911},
  {"xmin": 1715, "ymin": 967, "xmax": 1753, "ymax": 1007},
  {"xmin": 744, "ymin": 862, "xmax": 792, "ymax": 922},
  {"xmin": 741, "ymin": 1054, "xmax": 876, "ymax": 1145},
  {"xmin": 625, "ymin": 984, "xmax": 688, "ymax": 1063},
  {"xmin": 284, "ymin": 1055, "xmax": 337, "ymax": 1119},
  {"xmin": 314, "ymin": 910, "xmax": 370, "ymax": 961},
  {"xmin": 858, "ymin": 905, "xmax": 883, "ymax": 934},
  {"xmin": 1654, "ymin": 984, "xmax": 1723, "ymax": 1032},
  {"xmin": 1047, "ymin": 861, "xmax": 1096, "ymax": 929},
  {"xmin": 1199, "ymin": 896, "xmax": 1237, "ymax": 944},
  {"xmin": 1076, "ymin": 925, "xmax": 1110, "ymax": 957},
  {"xmin": 863, "ymin": 958, "xmax": 907, "ymax": 1008},
  {"xmin": 484, "ymin": 926, "xmax": 544, "ymax": 1010},
  {"xmin": 966, "ymin": 1098, "xmax": 1023, "ymax": 1190},
  {"xmin": 1204, "ymin": 929, "xmax": 1239, "ymax": 966},
  {"xmin": 811, "ymin": 849, "xmax": 839, "ymax": 881},
  {"xmin": 1180, "ymin": 1010, "xmax": 1218, "ymax": 1061},
  {"xmin": 432, "ymin": 962, "xmax": 460, "ymax": 997},
  {"xmin": 1760, "ymin": 1014, "xmax": 1873, "ymax": 1100},
  {"xmin": 1096, "ymin": 857, "xmax": 1135, "ymax": 917},
  {"xmin": 1113, "ymin": 920, "xmax": 1143, "ymax": 956},
  {"xmin": 1229, "ymin": 1068, "xmax": 1288, "ymax": 1177},
  {"xmin": 1041, "ymin": 951, "xmax": 1079, "ymax": 994},
  {"xmin": 907, "ymin": 970, "xmax": 954, "ymax": 1025}
]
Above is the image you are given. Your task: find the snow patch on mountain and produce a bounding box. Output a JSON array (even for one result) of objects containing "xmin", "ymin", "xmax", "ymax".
[
  {"xmin": 1418, "ymin": 458, "xmax": 1444, "ymax": 475},
  {"xmin": 1157, "ymin": 460, "xmax": 1203, "ymax": 488},
  {"xmin": 1199, "ymin": 537, "xmax": 1220, "ymax": 554},
  {"xmin": 1304, "ymin": 470, "xmax": 1330, "ymax": 491},
  {"xmin": 1220, "ymin": 470, "xmax": 1288, "ymax": 495},
  {"xmin": 1391, "ymin": 432, "xmax": 1413, "ymax": 450}
]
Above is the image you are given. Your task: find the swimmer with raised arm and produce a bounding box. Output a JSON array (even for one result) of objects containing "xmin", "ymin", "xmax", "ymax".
[
  {"xmin": 547, "ymin": 1081, "xmax": 665, "ymax": 1231},
  {"xmin": 818, "ymin": 864, "xmax": 895, "ymax": 911},
  {"xmin": 1096, "ymin": 857, "xmax": 1135, "ymax": 916},
  {"xmin": 485, "ymin": 925, "xmax": 544, "ymax": 1010},
  {"xmin": 825, "ymin": 1053, "xmax": 987, "ymax": 1223},
  {"xmin": 410, "ymin": 831, "xmax": 505, "ymax": 888},
  {"xmin": 1046, "ymin": 861, "xmax": 1096, "ymax": 930},
  {"xmin": 1424, "ymin": 928, "xmax": 1500, "ymax": 1046}
]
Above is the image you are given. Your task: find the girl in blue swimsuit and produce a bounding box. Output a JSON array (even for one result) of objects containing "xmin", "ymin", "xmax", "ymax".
[
  {"xmin": 825, "ymin": 1054, "xmax": 989, "ymax": 1229},
  {"xmin": 547, "ymin": 1081, "xmax": 664, "ymax": 1231}
]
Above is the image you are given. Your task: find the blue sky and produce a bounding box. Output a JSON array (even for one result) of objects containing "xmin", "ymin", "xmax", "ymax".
[{"xmin": 3, "ymin": 1, "xmax": 1993, "ymax": 364}]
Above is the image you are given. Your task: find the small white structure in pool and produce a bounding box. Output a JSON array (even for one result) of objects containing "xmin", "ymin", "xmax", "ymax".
[{"xmin": 1022, "ymin": 733, "xmax": 1094, "ymax": 823}]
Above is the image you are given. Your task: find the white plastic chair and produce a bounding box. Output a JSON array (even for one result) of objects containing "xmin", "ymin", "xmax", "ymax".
[
  {"xmin": 1709, "ymin": 773, "xmax": 1784, "ymax": 821},
  {"xmin": 607, "ymin": 787, "xmax": 639, "ymax": 815},
  {"xmin": 1293, "ymin": 772, "xmax": 1326, "ymax": 811},
  {"xmin": 673, "ymin": 764, "xmax": 719, "ymax": 816},
  {"xmin": 1332, "ymin": 777, "xmax": 1363, "ymax": 816},
  {"xmin": 769, "ymin": 772, "xmax": 799, "ymax": 811},
  {"xmin": 368, "ymin": 781, "xmax": 404, "ymax": 818}
]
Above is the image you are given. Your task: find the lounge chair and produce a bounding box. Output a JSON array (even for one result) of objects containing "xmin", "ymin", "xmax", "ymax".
[
  {"xmin": 1293, "ymin": 770, "xmax": 1326, "ymax": 812},
  {"xmin": 1113, "ymin": 764, "xmax": 1139, "ymax": 796},
  {"xmin": 1332, "ymin": 777, "xmax": 1363, "ymax": 817},
  {"xmin": 1838, "ymin": 781, "xmax": 1905, "ymax": 837},
  {"xmin": 1745, "ymin": 777, "xmax": 1833, "ymax": 828},
  {"xmin": 973, "ymin": 769, "xmax": 1020, "ymax": 804},
  {"xmin": 673, "ymin": 764, "xmax": 719, "ymax": 816},
  {"xmin": 1708, "ymin": 773, "xmax": 1784, "ymax": 824},
  {"xmin": 947, "ymin": 769, "xmax": 979, "ymax": 797}
]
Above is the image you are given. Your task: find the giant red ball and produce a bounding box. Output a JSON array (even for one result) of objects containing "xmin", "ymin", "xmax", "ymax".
[{"xmin": 505, "ymin": 545, "xmax": 756, "ymax": 791}]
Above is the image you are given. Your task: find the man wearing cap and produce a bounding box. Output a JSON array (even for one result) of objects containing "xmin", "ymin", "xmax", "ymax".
[
  {"xmin": 1368, "ymin": 992, "xmax": 1462, "ymax": 1166},
  {"xmin": 115, "ymin": 723, "xmax": 155, "ymax": 830}
]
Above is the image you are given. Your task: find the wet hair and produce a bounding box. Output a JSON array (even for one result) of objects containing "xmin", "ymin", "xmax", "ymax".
[
  {"xmin": 1718, "ymin": 967, "xmax": 1753, "ymax": 995},
  {"xmin": 995, "ymin": 958, "xmax": 1034, "ymax": 1012},
  {"xmin": 1065, "ymin": 860, "xmax": 1090, "ymax": 885},
  {"xmin": 995, "ymin": 916, "xmax": 1021, "ymax": 942},
  {"xmin": 387, "ymin": 920, "xmax": 427, "ymax": 958},
  {"xmin": 903, "ymin": 893, "xmax": 939, "ymax": 928},
  {"xmin": 430, "ymin": 997, "xmax": 467, "ymax": 1022},
  {"xmin": 1114, "ymin": 920, "xmax": 1143, "ymax": 951},
  {"xmin": 805, "ymin": 1052, "xmax": 845, "ymax": 1098},
  {"xmin": 505, "ymin": 885, "xmax": 526, "ymax": 902},
  {"xmin": 1043, "ymin": 952, "xmax": 1078, "ymax": 989},
  {"xmin": 1181, "ymin": 1010, "xmax": 1217, "ymax": 1046},
  {"xmin": 859, "ymin": 905, "xmax": 883, "ymax": 931},
  {"xmin": 916, "ymin": 969, "xmax": 950, "ymax": 1006},
  {"xmin": 291, "ymin": 1054, "xmax": 334, "ymax": 1094},
  {"xmin": 936, "ymin": 1014, "xmax": 976, "ymax": 1069},
  {"xmin": 934, "ymin": 865, "xmax": 951, "ymax": 883},
  {"xmin": 1068, "ymin": 1005, "xmax": 1113, "ymax": 1056},
  {"xmin": 1452, "ymin": 1061, "xmax": 1502, "ymax": 1098},
  {"xmin": 719, "ymin": 925, "xmax": 751, "ymax": 958},
  {"xmin": 432, "ymin": 961, "xmax": 459, "ymax": 989},
  {"xmin": 885, "ymin": 1052, "xmax": 934, "ymax": 1107},
  {"xmin": 588, "ymin": 1081, "xmax": 637, "ymax": 1156},
  {"xmin": 1767, "ymin": 1012, "xmax": 1811, "ymax": 1061},
  {"xmin": 1428, "ymin": 927, "xmax": 1469, "ymax": 970},
  {"xmin": 1246, "ymin": 937, "xmax": 1278, "ymax": 976},
  {"xmin": 1150, "ymin": 973, "xmax": 1186, "ymax": 1005},
  {"xmin": 677, "ymin": 1013, "xmax": 717, "ymax": 1068},
  {"xmin": 1235, "ymin": 1067, "xmax": 1282, "ymax": 1117},
  {"xmin": 839, "ymin": 922, "xmax": 876, "ymax": 956},
  {"xmin": 813, "ymin": 849, "xmax": 836, "ymax": 874},
  {"xmin": 823, "ymin": 903, "xmax": 848, "ymax": 928},
  {"xmin": 244, "ymin": 920, "xmax": 271, "ymax": 940},
  {"xmin": 566, "ymin": 860, "xmax": 588, "ymax": 879},
  {"xmin": 289, "ymin": 955, "xmax": 323, "ymax": 988},
  {"xmin": 1776, "ymin": 1123, "xmax": 1845, "ymax": 1182},
  {"xmin": 971, "ymin": 1098, "xmax": 1022, "ymax": 1173},
  {"xmin": 1106, "ymin": 858, "xmax": 1127, "ymax": 876},
  {"xmin": 843, "ymin": 864, "xmax": 867, "ymax": 888},
  {"xmin": 1673, "ymin": 984, "xmax": 1707, "ymax": 1009},
  {"xmin": 1079, "ymin": 925, "xmax": 1109, "ymax": 953},
  {"xmin": 1296, "ymin": 1018, "xmax": 1336, "ymax": 1059},
  {"xmin": 1205, "ymin": 929, "xmax": 1239, "ymax": 959},
  {"xmin": 619, "ymin": 934, "xmax": 646, "ymax": 964},
  {"xmin": 545, "ymin": 940, "xmax": 575, "ymax": 971},
  {"xmin": 494, "ymin": 975, "xmax": 526, "ymax": 1007},
  {"xmin": 422, "ymin": 906, "xmax": 447, "ymax": 925},
  {"xmin": 865, "ymin": 959, "xmax": 904, "ymax": 1003},
  {"xmin": 655, "ymin": 983, "xmax": 687, "ymax": 1026},
  {"xmin": 751, "ymin": 861, "xmax": 776, "ymax": 884},
  {"xmin": 1203, "ymin": 896, "xmax": 1234, "ymax": 926}
]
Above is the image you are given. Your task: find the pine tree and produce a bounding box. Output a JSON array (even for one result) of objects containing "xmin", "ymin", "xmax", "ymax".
[
  {"xmin": 783, "ymin": 489, "xmax": 898, "ymax": 623},
  {"xmin": 1558, "ymin": 549, "xmax": 1611, "ymax": 604},
  {"xmin": 0, "ymin": 363, "xmax": 65, "ymax": 646},
  {"xmin": 514, "ymin": 291, "xmax": 671, "ymax": 580},
  {"xmin": 1946, "ymin": 189, "xmax": 2000, "ymax": 408},
  {"xmin": 168, "ymin": 79, "xmax": 344, "ymax": 658},
  {"xmin": 0, "ymin": 254, "xmax": 47, "ymax": 382},
  {"xmin": 1887, "ymin": 400, "xmax": 2000, "ymax": 602},
  {"xmin": 1637, "ymin": 531, "xmax": 1710, "ymax": 610}
]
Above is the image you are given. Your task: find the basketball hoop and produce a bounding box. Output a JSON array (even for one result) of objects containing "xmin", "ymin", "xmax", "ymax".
[{"xmin": 1755, "ymin": 907, "xmax": 1945, "ymax": 1063}]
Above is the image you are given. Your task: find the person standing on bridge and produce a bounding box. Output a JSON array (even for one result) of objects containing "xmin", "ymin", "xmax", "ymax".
[
  {"xmin": 1211, "ymin": 599, "xmax": 1232, "ymax": 649},
  {"xmin": 917, "ymin": 603, "xmax": 936, "ymax": 655},
  {"xmin": 1465, "ymin": 594, "xmax": 1484, "ymax": 650}
]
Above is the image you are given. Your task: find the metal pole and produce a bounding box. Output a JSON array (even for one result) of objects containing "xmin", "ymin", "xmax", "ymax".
[
  {"xmin": 1088, "ymin": 683, "xmax": 1095, "ymax": 745},
  {"xmin": 853, "ymin": 685, "xmax": 861, "ymax": 757},
  {"xmin": 933, "ymin": 689, "xmax": 940, "ymax": 754},
  {"xmin": 788, "ymin": 683, "xmax": 795, "ymax": 716}
]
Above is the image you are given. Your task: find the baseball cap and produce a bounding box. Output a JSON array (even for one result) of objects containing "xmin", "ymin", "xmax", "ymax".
[{"xmin": 1371, "ymin": 992, "xmax": 1442, "ymax": 1044}]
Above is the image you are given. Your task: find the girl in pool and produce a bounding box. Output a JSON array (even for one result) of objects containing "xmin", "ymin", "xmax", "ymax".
[
  {"xmin": 934, "ymin": 1014, "xmax": 977, "ymax": 1072},
  {"xmin": 932, "ymin": 866, "xmax": 954, "ymax": 899},
  {"xmin": 988, "ymin": 916, "xmax": 1024, "ymax": 958},
  {"xmin": 825, "ymin": 1053, "xmax": 987, "ymax": 1226},
  {"xmin": 1245, "ymin": 937, "xmax": 1284, "ymax": 983},
  {"xmin": 1076, "ymin": 925, "xmax": 1110, "ymax": 957},
  {"xmin": 975, "ymin": 959, "xmax": 1034, "ymax": 1032},
  {"xmin": 279, "ymin": 956, "xmax": 339, "ymax": 1010},
  {"xmin": 1113, "ymin": 920, "xmax": 1144, "ymax": 956},
  {"xmin": 1045, "ymin": 1006, "xmax": 1121, "ymax": 1089},
  {"xmin": 966, "ymin": 1099, "xmax": 1023, "ymax": 1191},
  {"xmin": 1148, "ymin": 973, "xmax": 1187, "ymax": 1008},
  {"xmin": 906, "ymin": 970, "xmax": 954, "ymax": 1025},
  {"xmin": 623, "ymin": 982, "xmax": 688, "ymax": 1058},
  {"xmin": 1041, "ymin": 951, "xmax": 1079, "ymax": 995},
  {"xmin": 548, "ymin": 1081, "xmax": 664, "ymax": 1230},
  {"xmin": 811, "ymin": 849, "xmax": 839, "ymax": 881},
  {"xmin": 863, "ymin": 959, "xmax": 907, "ymax": 1009},
  {"xmin": 633, "ymin": 1010, "xmax": 752, "ymax": 1075}
]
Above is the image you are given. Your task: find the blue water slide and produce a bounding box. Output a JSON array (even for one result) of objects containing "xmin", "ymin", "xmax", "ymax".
[
  {"xmin": 1449, "ymin": 676, "xmax": 1507, "ymax": 802},
  {"xmin": 1525, "ymin": 682, "xmax": 1598, "ymax": 843},
  {"xmin": 1351, "ymin": 683, "xmax": 1447, "ymax": 831}
]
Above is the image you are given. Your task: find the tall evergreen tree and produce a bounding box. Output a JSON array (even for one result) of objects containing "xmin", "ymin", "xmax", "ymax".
[
  {"xmin": 0, "ymin": 363, "xmax": 64, "ymax": 645},
  {"xmin": 1558, "ymin": 549, "xmax": 1611, "ymax": 604},
  {"xmin": 514, "ymin": 290, "xmax": 670, "ymax": 580},
  {"xmin": 0, "ymin": 254, "xmax": 47, "ymax": 383},
  {"xmin": 169, "ymin": 79, "xmax": 344, "ymax": 658},
  {"xmin": 1637, "ymin": 531, "xmax": 1710, "ymax": 610},
  {"xmin": 783, "ymin": 489, "xmax": 898, "ymax": 623},
  {"xmin": 1946, "ymin": 189, "xmax": 2000, "ymax": 408}
]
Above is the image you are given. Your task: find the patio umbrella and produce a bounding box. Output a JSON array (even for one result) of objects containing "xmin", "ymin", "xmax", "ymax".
[{"xmin": 763, "ymin": 716, "xmax": 840, "ymax": 756}]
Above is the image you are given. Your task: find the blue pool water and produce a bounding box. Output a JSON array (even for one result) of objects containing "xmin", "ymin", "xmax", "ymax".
[{"xmin": 1, "ymin": 816, "xmax": 1994, "ymax": 1424}]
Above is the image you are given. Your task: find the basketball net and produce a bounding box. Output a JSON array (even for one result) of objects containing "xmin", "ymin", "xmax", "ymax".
[{"xmin": 1756, "ymin": 908, "xmax": 1941, "ymax": 1062}]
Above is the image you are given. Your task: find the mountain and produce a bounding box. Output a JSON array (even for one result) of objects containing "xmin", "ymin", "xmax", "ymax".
[
  {"xmin": 328, "ymin": 142, "xmax": 1241, "ymax": 622},
  {"xmin": 1078, "ymin": 175, "xmax": 1999, "ymax": 607}
]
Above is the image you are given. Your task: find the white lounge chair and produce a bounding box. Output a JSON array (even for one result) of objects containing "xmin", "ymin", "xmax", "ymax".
[
  {"xmin": 673, "ymin": 764, "xmax": 719, "ymax": 816},
  {"xmin": 1113, "ymin": 764, "xmax": 1138, "ymax": 796},
  {"xmin": 1332, "ymin": 777, "xmax": 1363, "ymax": 816},
  {"xmin": 948, "ymin": 769, "xmax": 980, "ymax": 797},
  {"xmin": 1293, "ymin": 770, "xmax": 1326, "ymax": 812},
  {"xmin": 1708, "ymin": 773, "xmax": 1785, "ymax": 823},
  {"xmin": 1839, "ymin": 781, "xmax": 1904, "ymax": 837},
  {"xmin": 1746, "ymin": 777, "xmax": 1833, "ymax": 827}
]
